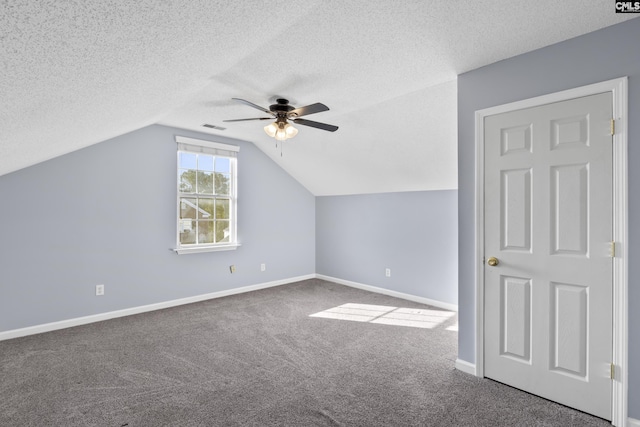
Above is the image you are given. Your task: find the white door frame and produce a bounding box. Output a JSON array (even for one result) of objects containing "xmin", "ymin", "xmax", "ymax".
[{"xmin": 473, "ymin": 77, "xmax": 628, "ymax": 426}]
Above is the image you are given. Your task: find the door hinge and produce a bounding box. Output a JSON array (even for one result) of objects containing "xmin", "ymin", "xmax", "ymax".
[
  {"xmin": 610, "ymin": 241, "xmax": 616, "ymax": 258},
  {"xmin": 610, "ymin": 363, "xmax": 615, "ymax": 380},
  {"xmin": 610, "ymin": 119, "xmax": 615, "ymax": 136}
]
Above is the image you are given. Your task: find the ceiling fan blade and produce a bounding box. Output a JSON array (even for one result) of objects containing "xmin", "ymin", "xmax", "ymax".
[
  {"xmin": 293, "ymin": 118, "xmax": 339, "ymax": 132},
  {"xmin": 288, "ymin": 103, "xmax": 329, "ymax": 117},
  {"xmin": 231, "ymin": 98, "xmax": 274, "ymax": 115},
  {"xmin": 223, "ymin": 117, "xmax": 273, "ymax": 122}
]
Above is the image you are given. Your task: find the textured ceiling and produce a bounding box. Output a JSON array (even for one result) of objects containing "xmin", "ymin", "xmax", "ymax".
[{"xmin": 1, "ymin": 1, "xmax": 636, "ymax": 195}]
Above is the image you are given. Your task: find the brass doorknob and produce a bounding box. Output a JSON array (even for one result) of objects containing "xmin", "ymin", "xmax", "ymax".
[{"xmin": 487, "ymin": 257, "xmax": 499, "ymax": 267}]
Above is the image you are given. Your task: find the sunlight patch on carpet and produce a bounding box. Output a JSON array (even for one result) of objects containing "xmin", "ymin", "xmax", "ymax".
[{"xmin": 309, "ymin": 303, "xmax": 455, "ymax": 329}]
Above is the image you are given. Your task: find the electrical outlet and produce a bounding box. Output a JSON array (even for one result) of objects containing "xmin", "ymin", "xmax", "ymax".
[
  {"xmin": 261, "ymin": 263, "xmax": 266, "ymax": 272},
  {"xmin": 95, "ymin": 284, "xmax": 105, "ymax": 296},
  {"xmin": 230, "ymin": 265, "xmax": 236, "ymax": 273},
  {"xmin": 385, "ymin": 268, "xmax": 391, "ymax": 277}
]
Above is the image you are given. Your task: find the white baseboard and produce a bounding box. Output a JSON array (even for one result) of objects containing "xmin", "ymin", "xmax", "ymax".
[
  {"xmin": 0, "ymin": 274, "xmax": 315, "ymax": 342},
  {"xmin": 628, "ymin": 417, "xmax": 640, "ymax": 427},
  {"xmin": 2, "ymin": 274, "xmax": 456, "ymax": 341},
  {"xmin": 316, "ymin": 274, "xmax": 458, "ymax": 312},
  {"xmin": 455, "ymin": 359, "xmax": 477, "ymax": 376}
]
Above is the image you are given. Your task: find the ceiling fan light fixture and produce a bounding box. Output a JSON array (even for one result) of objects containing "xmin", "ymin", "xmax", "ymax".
[
  {"xmin": 285, "ymin": 123, "xmax": 298, "ymax": 138},
  {"xmin": 264, "ymin": 122, "xmax": 278, "ymax": 138},
  {"xmin": 275, "ymin": 124, "xmax": 288, "ymax": 141},
  {"xmin": 266, "ymin": 120, "xmax": 298, "ymax": 141}
]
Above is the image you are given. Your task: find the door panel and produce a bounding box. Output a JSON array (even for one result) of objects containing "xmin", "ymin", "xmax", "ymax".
[
  {"xmin": 501, "ymin": 168, "xmax": 532, "ymax": 252},
  {"xmin": 551, "ymin": 164, "xmax": 589, "ymax": 255},
  {"xmin": 551, "ymin": 282, "xmax": 588, "ymax": 378},
  {"xmin": 484, "ymin": 92, "xmax": 613, "ymax": 420},
  {"xmin": 500, "ymin": 276, "xmax": 532, "ymax": 362}
]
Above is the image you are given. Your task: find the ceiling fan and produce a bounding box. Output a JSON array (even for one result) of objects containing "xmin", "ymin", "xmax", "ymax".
[{"xmin": 223, "ymin": 98, "xmax": 338, "ymax": 141}]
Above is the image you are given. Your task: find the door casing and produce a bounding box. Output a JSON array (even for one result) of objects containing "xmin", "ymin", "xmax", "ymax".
[{"xmin": 473, "ymin": 77, "xmax": 628, "ymax": 426}]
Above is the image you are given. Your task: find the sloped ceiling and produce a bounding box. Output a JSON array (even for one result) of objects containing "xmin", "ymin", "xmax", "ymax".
[{"xmin": 1, "ymin": 1, "xmax": 636, "ymax": 195}]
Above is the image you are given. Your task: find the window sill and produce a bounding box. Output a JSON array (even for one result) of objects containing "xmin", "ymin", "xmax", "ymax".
[{"xmin": 173, "ymin": 243, "xmax": 241, "ymax": 255}]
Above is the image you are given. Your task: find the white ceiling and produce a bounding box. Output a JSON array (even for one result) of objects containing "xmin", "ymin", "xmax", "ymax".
[{"xmin": 1, "ymin": 1, "xmax": 636, "ymax": 195}]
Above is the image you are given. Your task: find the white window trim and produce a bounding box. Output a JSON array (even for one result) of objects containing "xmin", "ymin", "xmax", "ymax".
[
  {"xmin": 174, "ymin": 243, "xmax": 240, "ymax": 255},
  {"xmin": 173, "ymin": 136, "xmax": 240, "ymax": 255}
]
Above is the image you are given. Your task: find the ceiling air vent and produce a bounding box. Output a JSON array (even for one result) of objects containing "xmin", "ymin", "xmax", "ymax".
[{"xmin": 202, "ymin": 123, "xmax": 226, "ymax": 131}]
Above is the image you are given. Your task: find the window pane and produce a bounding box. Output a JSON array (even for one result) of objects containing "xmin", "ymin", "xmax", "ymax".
[
  {"xmin": 179, "ymin": 170, "xmax": 196, "ymax": 193},
  {"xmin": 216, "ymin": 199, "xmax": 229, "ymax": 220},
  {"xmin": 198, "ymin": 155, "xmax": 214, "ymax": 171},
  {"xmin": 178, "ymin": 145, "xmax": 236, "ymax": 249},
  {"xmin": 215, "ymin": 173, "xmax": 230, "ymax": 195},
  {"xmin": 180, "ymin": 198, "xmax": 197, "ymax": 219},
  {"xmin": 179, "ymin": 152, "xmax": 197, "ymax": 169},
  {"xmin": 197, "ymin": 171, "xmax": 214, "ymax": 194},
  {"xmin": 179, "ymin": 220, "xmax": 196, "ymax": 244},
  {"xmin": 215, "ymin": 157, "xmax": 230, "ymax": 173},
  {"xmin": 198, "ymin": 221, "xmax": 215, "ymax": 244},
  {"xmin": 198, "ymin": 199, "xmax": 214, "ymax": 219},
  {"xmin": 216, "ymin": 220, "xmax": 230, "ymax": 243}
]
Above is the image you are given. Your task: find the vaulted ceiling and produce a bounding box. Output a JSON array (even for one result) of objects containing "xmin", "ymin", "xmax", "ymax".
[{"xmin": 1, "ymin": 1, "xmax": 636, "ymax": 195}]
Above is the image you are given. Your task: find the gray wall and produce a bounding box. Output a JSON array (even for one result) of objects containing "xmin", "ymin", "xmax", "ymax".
[
  {"xmin": 316, "ymin": 190, "xmax": 458, "ymax": 305},
  {"xmin": 0, "ymin": 125, "xmax": 316, "ymax": 332},
  {"xmin": 457, "ymin": 19, "xmax": 640, "ymax": 417}
]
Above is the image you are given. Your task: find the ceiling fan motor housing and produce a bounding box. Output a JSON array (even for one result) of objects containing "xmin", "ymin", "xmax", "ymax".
[{"xmin": 270, "ymin": 99, "xmax": 295, "ymax": 117}]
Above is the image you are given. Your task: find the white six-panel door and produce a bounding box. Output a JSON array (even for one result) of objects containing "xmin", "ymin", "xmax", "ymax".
[{"xmin": 483, "ymin": 92, "xmax": 613, "ymax": 419}]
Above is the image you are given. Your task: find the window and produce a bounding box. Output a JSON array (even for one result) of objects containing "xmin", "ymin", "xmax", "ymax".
[{"xmin": 175, "ymin": 136, "xmax": 239, "ymax": 254}]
